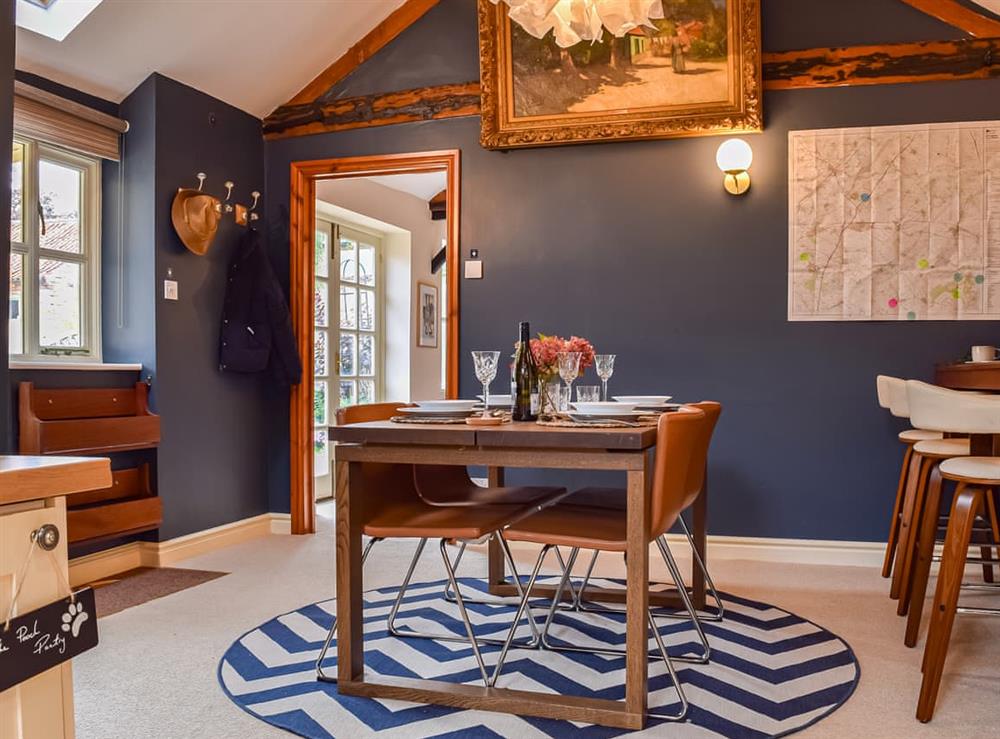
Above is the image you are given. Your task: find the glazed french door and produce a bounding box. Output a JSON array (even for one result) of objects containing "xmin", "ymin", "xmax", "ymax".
[{"xmin": 313, "ymin": 220, "xmax": 333, "ymax": 499}]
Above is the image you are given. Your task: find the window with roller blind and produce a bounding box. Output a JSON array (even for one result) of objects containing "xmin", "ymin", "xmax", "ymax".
[{"xmin": 9, "ymin": 135, "xmax": 102, "ymax": 360}]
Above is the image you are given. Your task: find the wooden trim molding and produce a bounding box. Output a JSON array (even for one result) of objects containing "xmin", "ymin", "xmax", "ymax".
[
  {"xmin": 264, "ymin": 82, "xmax": 480, "ymax": 140},
  {"xmin": 280, "ymin": 0, "xmax": 440, "ymax": 110},
  {"xmin": 762, "ymin": 36, "xmax": 1000, "ymax": 89},
  {"xmin": 900, "ymin": 0, "xmax": 1000, "ymax": 37},
  {"xmin": 288, "ymin": 151, "xmax": 461, "ymax": 535}
]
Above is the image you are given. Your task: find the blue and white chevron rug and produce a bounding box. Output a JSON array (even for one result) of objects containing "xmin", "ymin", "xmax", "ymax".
[{"xmin": 218, "ymin": 577, "xmax": 859, "ymax": 738}]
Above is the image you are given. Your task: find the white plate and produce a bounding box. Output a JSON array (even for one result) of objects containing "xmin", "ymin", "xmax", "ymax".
[
  {"xmin": 572, "ymin": 401, "xmax": 641, "ymax": 414},
  {"xmin": 613, "ymin": 395, "xmax": 672, "ymax": 405},
  {"xmin": 398, "ymin": 407, "xmax": 477, "ymax": 418},
  {"xmin": 412, "ymin": 399, "xmax": 479, "ymax": 411},
  {"xmin": 568, "ymin": 411, "xmax": 647, "ymax": 422},
  {"xmin": 477, "ymin": 394, "xmax": 513, "ymax": 407}
]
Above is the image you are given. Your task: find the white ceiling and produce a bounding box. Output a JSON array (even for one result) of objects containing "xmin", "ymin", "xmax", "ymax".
[
  {"xmin": 364, "ymin": 172, "xmax": 447, "ymax": 201},
  {"xmin": 973, "ymin": 1, "xmax": 1000, "ymax": 15},
  {"xmin": 14, "ymin": 0, "xmax": 407, "ymax": 118}
]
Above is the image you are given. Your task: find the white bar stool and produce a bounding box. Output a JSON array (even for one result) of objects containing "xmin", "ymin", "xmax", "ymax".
[
  {"xmin": 876, "ymin": 375, "xmax": 947, "ymax": 587},
  {"xmin": 905, "ymin": 380, "xmax": 1000, "ymax": 722}
]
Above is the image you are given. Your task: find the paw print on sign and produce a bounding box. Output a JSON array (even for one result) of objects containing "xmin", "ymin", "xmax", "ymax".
[{"xmin": 61, "ymin": 601, "xmax": 89, "ymax": 638}]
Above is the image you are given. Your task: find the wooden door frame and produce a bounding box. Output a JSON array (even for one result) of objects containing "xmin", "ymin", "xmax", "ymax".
[{"xmin": 288, "ymin": 150, "xmax": 461, "ymax": 534}]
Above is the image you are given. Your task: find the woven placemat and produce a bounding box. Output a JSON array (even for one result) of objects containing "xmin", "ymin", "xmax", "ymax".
[
  {"xmin": 536, "ymin": 414, "xmax": 660, "ymax": 428},
  {"xmin": 390, "ymin": 412, "xmax": 512, "ymax": 425}
]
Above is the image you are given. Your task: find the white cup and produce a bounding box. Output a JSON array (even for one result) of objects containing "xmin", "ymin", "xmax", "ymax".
[{"xmin": 972, "ymin": 345, "xmax": 998, "ymax": 362}]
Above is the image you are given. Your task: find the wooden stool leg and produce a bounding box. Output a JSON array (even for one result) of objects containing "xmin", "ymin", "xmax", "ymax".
[
  {"xmin": 892, "ymin": 452, "xmax": 927, "ymax": 600},
  {"xmin": 985, "ymin": 489, "xmax": 1000, "ymax": 581},
  {"xmin": 917, "ymin": 485, "xmax": 983, "ymax": 723},
  {"xmin": 897, "ymin": 456, "xmax": 932, "ymax": 613},
  {"xmin": 883, "ymin": 443, "xmax": 914, "ymax": 578},
  {"xmin": 904, "ymin": 471, "xmax": 949, "ymax": 647}
]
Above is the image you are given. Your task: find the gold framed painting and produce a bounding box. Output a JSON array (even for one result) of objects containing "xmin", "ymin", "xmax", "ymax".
[{"xmin": 478, "ymin": 0, "xmax": 763, "ymax": 149}]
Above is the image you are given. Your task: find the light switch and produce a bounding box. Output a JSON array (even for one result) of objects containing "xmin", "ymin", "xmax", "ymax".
[
  {"xmin": 164, "ymin": 279, "xmax": 179, "ymax": 300},
  {"xmin": 464, "ymin": 260, "xmax": 483, "ymax": 279}
]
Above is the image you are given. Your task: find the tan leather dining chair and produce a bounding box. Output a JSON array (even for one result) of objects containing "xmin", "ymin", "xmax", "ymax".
[
  {"xmin": 490, "ymin": 405, "xmax": 713, "ymax": 722},
  {"xmin": 316, "ymin": 402, "xmax": 566, "ymax": 684},
  {"xmin": 903, "ymin": 381, "xmax": 1000, "ymax": 721},
  {"xmin": 555, "ymin": 401, "xmax": 723, "ymax": 623}
]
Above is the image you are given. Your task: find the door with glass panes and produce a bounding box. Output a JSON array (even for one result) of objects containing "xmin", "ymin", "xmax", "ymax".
[{"xmin": 313, "ymin": 218, "xmax": 383, "ymax": 499}]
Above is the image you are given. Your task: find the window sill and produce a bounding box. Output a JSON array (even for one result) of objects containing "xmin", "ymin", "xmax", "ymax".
[{"xmin": 9, "ymin": 360, "xmax": 143, "ymax": 372}]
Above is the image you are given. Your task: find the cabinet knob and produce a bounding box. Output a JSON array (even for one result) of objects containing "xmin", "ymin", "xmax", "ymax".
[{"xmin": 32, "ymin": 524, "xmax": 60, "ymax": 551}]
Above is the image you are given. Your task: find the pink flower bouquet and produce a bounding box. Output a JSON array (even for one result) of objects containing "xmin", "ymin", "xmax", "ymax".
[{"xmin": 524, "ymin": 333, "xmax": 595, "ymax": 380}]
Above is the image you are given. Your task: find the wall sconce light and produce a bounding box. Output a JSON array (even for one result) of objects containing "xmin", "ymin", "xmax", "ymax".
[{"xmin": 716, "ymin": 138, "xmax": 753, "ymax": 195}]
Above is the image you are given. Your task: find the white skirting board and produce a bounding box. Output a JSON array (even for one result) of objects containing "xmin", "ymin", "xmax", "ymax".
[{"xmin": 69, "ymin": 513, "xmax": 291, "ymax": 587}]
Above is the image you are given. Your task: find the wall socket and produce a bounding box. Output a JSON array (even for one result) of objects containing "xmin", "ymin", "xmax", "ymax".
[{"xmin": 164, "ymin": 279, "xmax": 178, "ymax": 301}]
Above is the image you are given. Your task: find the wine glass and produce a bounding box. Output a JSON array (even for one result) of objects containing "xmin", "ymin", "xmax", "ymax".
[
  {"xmin": 472, "ymin": 351, "xmax": 501, "ymax": 416},
  {"xmin": 557, "ymin": 352, "xmax": 582, "ymax": 409},
  {"xmin": 594, "ymin": 354, "xmax": 616, "ymax": 401}
]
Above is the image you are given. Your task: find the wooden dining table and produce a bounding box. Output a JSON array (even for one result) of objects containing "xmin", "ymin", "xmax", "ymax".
[{"xmin": 328, "ymin": 419, "xmax": 709, "ymax": 731}]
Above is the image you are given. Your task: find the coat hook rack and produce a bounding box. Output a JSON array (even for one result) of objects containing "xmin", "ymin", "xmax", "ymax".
[{"xmin": 181, "ymin": 172, "xmax": 261, "ymax": 227}]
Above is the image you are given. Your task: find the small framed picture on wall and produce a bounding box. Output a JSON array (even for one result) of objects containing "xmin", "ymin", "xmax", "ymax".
[{"xmin": 417, "ymin": 282, "xmax": 439, "ymax": 348}]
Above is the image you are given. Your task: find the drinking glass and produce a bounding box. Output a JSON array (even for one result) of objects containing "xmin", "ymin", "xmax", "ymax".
[
  {"xmin": 472, "ymin": 351, "xmax": 501, "ymax": 416},
  {"xmin": 594, "ymin": 354, "xmax": 616, "ymax": 401},
  {"xmin": 576, "ymin": 385, "xmax": 600, "ymax": 403},
  {"xmin": 557, "ymin": 351, "xmax": 582, "ymax": 407}
]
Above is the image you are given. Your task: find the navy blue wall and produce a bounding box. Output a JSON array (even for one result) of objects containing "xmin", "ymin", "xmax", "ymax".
[
  {"xmin": 265, "ymin": 0, "xmax": 1000, "ymax": 540},
  {"xmin": 148, "ymin": 75, "xmax": 270, "ymax": 538}
]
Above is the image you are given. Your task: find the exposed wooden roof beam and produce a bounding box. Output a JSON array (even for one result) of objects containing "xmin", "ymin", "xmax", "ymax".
[
  {"xmin": 264, "ymin": 82, "xmax": 480, "ymax": 140},
  {"xmin": 899, "ymin": 0, "xmax": 1000, "ymax": 37},
  {"xmin": 278, "ymin": 0, "xmax": 440, "ymax": 110},
  {"xmin": 763, "ymin": 36, "xmax": 1000, "ymax": 89}
]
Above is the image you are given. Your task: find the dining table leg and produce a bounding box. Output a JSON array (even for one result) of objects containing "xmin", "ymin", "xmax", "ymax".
[
  {"xmin": 625, "ymin": 457, "xmax": 650, "ymax": 727},
  {"xmin": 336, "ymin": 460, "xmax": 365, "ymax": 683},
  {"xmin": 487, "ymin": 466, "xmax": 507, "ymax": 592}
]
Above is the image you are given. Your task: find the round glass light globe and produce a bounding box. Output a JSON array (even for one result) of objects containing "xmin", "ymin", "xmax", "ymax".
[{"xmin": 716, "ymin": 138, "xmax": 753, "ymax": 173}]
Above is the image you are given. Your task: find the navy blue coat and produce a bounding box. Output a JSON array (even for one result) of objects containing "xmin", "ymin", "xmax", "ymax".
[{"xmin": 219, "ymin": 229, "xmax": 302, "ymax": 385}]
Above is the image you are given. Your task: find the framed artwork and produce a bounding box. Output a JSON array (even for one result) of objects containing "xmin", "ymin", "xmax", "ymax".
[
  {"xmin": 478, "ymin": 0, "xmax": 762, "ymax": 149},
  {"xmin": 417, "ymin": 282, "xmax": 439, "ymax": 348}
]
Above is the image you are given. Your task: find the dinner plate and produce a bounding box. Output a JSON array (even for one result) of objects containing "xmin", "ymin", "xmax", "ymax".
[
  {"xmin": 477, "ymin": 394, "xmax": 513, "ymax": 408},
  {"xmin": 572, "ymin": 401, "xmax": 641, "ymax": 414},
  {"xmin": 613, "ymin": 395, "xmax": 673, "ymax": 405},
  {"xmin": 398, "ymin": 406, "xmax": 477, "ymax": 419},
  {"xmin": 568, "ymin": 411, "xmax": 647, "ymax": 423},
  {"xmin": 412, "ymin": 399, "xmax": 479, "ymax": 412}
]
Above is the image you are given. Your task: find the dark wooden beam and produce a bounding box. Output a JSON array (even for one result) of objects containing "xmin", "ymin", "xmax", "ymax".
[
  {"xmin": 429, "ymin": 188, "xmax": 446, "ymax": 220},
  {"xmin": 899, "ymin": 0, "xmax": 1000, "ymax": 38},
  {"xmin": 263, "ymin": 82, "xmax": 480, "ymax": 140},
  {"xmin": 265, "ymin": 36, "xmax": 1000, "ymax": 139},
  {"xmin": 763, "ymin": 36, "xmax": 1000, "ymax": 89},
  {"xmin": 279, "ymin": 0, "xmax": 440, "ymax": 110}
]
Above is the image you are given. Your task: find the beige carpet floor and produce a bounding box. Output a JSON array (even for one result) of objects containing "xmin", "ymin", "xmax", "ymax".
[{"xmin": 73, "ymin": 504, "xmax": 1000, "ymax": 738}]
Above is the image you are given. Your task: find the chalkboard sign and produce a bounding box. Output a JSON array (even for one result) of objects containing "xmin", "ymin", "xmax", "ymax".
[{"xmin": 0, "ymin": 588, "xmax": 98, "ymax": 692}]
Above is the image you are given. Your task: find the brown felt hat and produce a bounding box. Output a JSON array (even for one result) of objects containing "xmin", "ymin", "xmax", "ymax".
[{"xmin": 171, "ymin": 188, "xmax": 221, "ymax": 255}]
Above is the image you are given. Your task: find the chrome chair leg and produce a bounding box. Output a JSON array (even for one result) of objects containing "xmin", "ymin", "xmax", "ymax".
[
  {"xmin": 525, "ymin": 545, "xmax": 690, "ymax": 721},
  {"xmin": 656, "ymin": 537, "xmax": 711, "ymax": 664},
  {"xmin": 316, "ymin": 536, "xmax": 381, "ymax": 683},
  {"xmin": 389, "ymin": 534, "xmax": 540, "ymax": 648},
  {"xmin": 677, "ymin": 516, "xmax": 725, "ymax": 621},
  {"xmin": 490, "ymin": 544, "xmax": 555, "ymax": 687},
  {"xmin": 443, "ymin": 539, "xmax": 579, "ymax": 609},
  {"xmin": 646, "ymin": 608, "xmax": 690, "ymax": 721}
]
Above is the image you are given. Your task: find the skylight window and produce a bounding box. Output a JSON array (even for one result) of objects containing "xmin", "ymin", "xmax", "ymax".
[{"xmin": 16, "ymin": 0, "xmax": 103, "ymax": 42}]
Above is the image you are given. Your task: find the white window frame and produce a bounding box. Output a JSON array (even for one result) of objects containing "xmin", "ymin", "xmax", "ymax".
[
  {"xmin": 10, "ymin": 134, "xmax": 102, "ymax": 362},
  {"xmin": 333, "ymin": 221, "xmax": 385, "ymax": 408}
]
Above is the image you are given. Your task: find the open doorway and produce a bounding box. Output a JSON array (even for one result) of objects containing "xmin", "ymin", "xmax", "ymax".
[
  {"xmin": 312, "ymin": 171, "xmax": 449, "ymax": 502},
  {"xmin": 288, "ymin": 151, "xmax": 460, "ymax": 533}
]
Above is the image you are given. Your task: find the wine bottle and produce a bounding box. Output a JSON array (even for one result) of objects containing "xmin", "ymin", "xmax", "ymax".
[{"xmin": 513, "ymin": 322, "xmax": 538, "ymax": 421}]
